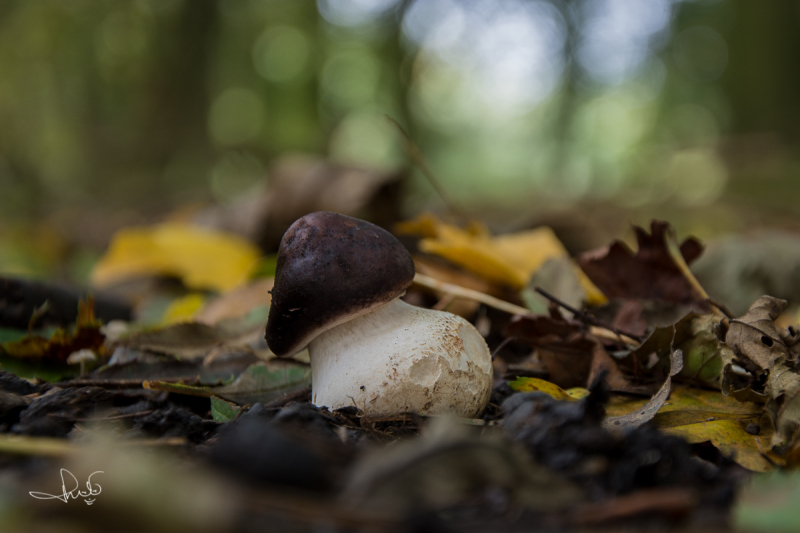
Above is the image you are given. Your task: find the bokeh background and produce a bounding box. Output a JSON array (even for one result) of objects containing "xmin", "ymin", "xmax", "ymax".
[{"xmin": 2, "ymin": 0, "xmax": 800, "ymax": 286}]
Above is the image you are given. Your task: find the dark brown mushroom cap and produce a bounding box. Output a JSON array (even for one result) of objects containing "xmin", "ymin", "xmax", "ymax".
[{"xmin": 265, "ymin": 211, "xmax": 415, "ymax": 357}]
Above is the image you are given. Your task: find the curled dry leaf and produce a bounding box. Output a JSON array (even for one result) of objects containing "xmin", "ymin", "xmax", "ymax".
[
  {"xmin": 602, "ymin": 349, "xmax": 684, "ymax": 431},
  {"xmin": 725, "ymin": 296, "xmax": 792, "ymax": 371},
  {"xmin": 720, "ymin": 296, "xmax": 800, "ymax": 453}
]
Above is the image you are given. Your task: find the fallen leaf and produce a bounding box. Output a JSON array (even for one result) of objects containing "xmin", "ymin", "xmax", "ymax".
[
  {"xmin": 397, "ymin": 213, "xmax": 605, "ymax": 302},
  {"xmin": 211, "ymin": 397, "xmax": 241, "ymax": 422},
  {"xmin": 194, "ymin": 278, "xmax": 274, "ymax": 325},
  {"xmin": 522, "ymin": 256, "xmax": 589, "ymax": 314},
  {"xmin": 602, "ymin": 349, "xmax": 683, "ymax": 431},
  {"xmin": 1, "ymin": 298, "xmax": 104, "ymax": 364},
  {"xmin": 718, "ymin": 296, "xmax": 800, "ymax": 453},
  {"xmin": 630, "ymin": 312, "xmax": 726, "ymax": 389},
  {"xmin": 213, "ymin": 362, "xmax": 310, "ymax": 405},
  {"xmin": 606, "ymin": 386, "xmax": 772, "ymax": 471},
  {"xmin": 92, "ymin": 346, "xmax": 262, "ymax": 384},
  {"xmin": 578, "ymin": 220, "xmax": 705, "ymax": 305},
  {"xmin": 146, "ymin": 362, "xmax": 310, "ymax": 406},
  {"xmin": 120, "ymin": 322, "xmax": 254, "ymax": 360},
  {"xmin": 506, "ymin": 313, "xmax": 649, "ymax": 393},
  {"xmin": 588, "ymin": 342, "xmax": 654, "ymax": 395},
  {"xmin": 117, "ymin": 310, "xmax": 272, "ymax": 361},
  {"xmin": 508, "ymin": 376, "xmax": 589, "ymax": 401},
  {"xmin": 161, "ymin": 293, "xmax": 207, "ymax": 325},
  {"xmin": 726, "ymin": 295, "xmax": 790, "ymax": 371},
  {"xmin": 505, "ymin": 313, "xmax": 595, "ymax": 388},
  {"xmin": 592, "ymin": 299, "xmax": 691, "ymax": 339},
  {"xmin": 91, "ymin": 223, "xmax": 261, "ymax": 293}
]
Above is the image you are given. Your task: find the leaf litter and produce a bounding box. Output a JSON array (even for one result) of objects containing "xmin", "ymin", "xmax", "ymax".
[{"xmin": 2, "ymin": 216, "xmax": 800, "ymax": 531}]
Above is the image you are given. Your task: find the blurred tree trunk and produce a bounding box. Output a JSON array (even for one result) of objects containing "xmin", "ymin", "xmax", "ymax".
[
  {"xmin": 719, "ymin": 1, "xmax": 800, "ymax": 143},
  {"xmin": 89, "ymin": 0, "xmax": 219, "ymax": 209},
  {"xmin": 150, "ymin": 0, "xmax": 218, "ymax": 150}
]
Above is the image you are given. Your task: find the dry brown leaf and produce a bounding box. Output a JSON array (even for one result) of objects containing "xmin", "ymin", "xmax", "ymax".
[
  {"xmin": 726, "ymin": 296, "xmax": 790, "ymax": 371},
  {"xmin": 578, "ymin": 220, "xmax": 705, "ymax": 305}
]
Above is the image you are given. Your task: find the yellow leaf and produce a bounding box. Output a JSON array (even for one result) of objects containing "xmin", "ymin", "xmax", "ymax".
[
  {"xmin": 508, "ymin": 376, "xmax": 589, "ymax": 401},
  {"xmin": 397, "ymin": 213, "xmax": 605, "ymax": 303},
  {"xmin": 662, "ymin": 419, "xmax": 776, "ymax": 472},
  {"xmin": 606, "ymin": 386, "xmax": 775, "ymax": 471},
  {"xmin": 565, "ymin": 387, "xmax": 591, "ymax": 400},
  {"xmin": 162, "ymin": 293, "xmax": 207, "ymax": 325},
  {"xmin": 91, "ymin": 223, "xmax": 261, "ymax": 293}
]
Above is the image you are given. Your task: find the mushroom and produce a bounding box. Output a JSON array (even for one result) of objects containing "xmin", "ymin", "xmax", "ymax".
[
  {"xmin": 67, "ymin": 349, "xmax": 97, "ymax": 376},
  {"xmin": 265, "ymin": 211, "xmax": 493, "ymax": 418}
]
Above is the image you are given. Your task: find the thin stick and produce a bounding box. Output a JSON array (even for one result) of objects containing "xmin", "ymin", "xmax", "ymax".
[
  {"xmin": 490, "ymin": 337, "xmax": 514, "ymax": 361},
  {"xmin": 386, "ymin": 115, "xmax": 465, "ymax": 218},
  {"xmin": 412, "ymin": 273, "xmax": 640, "ymax": 346},
  {"xmin": 413, "ymin": 273, "xmax": 529, "ymax": 315},
  {"xmin": 432, "ymin": 293, "xmax": 455, "ymax": 311},
  {"xmin": 665, "ymin": 227, "xmax": 725, "ymax": 318},
  {"xmin": 533, "ymin": 286, "xmax": 644, "ymax": 342}
]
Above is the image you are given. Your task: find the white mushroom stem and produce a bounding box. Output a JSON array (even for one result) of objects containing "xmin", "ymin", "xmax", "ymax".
[
  {"xmin": 308, "ymin": 298, "xmax": 493, "ymax": 418},
  {"xmin": 67, "ymin": 349, "xmax": 97, "ymax": 376}
]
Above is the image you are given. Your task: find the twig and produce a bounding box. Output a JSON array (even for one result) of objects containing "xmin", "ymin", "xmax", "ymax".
[
  {"xmin": 70, "ymin": 410, "xmax": 154, "ymax": 422},
  {"xmin": 412, "ymin": 273, "xmax": 640, "ymax": 346},
  {"xmin": 490, "ymin": 337, "xmax": 514, "ymax": 361},
  {"xmin": 413, "ymin": 273, "xmax": 529, "ymax": 315},
  {"xmin": 56, "ymin": 379, "xmax": 149, "ymax": 389},
  {"xmin": 432, "ymin": 293, "xmax": 455, "ymax": 311},
  {"xmin": 533, "ymin": 286, "xmax": 645, "ymax": 343}
]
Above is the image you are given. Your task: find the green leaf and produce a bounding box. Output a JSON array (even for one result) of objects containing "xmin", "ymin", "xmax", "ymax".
[
  {"xmin": 146, "ymin": 362, "xmax": 310, "ymax": 406},
  {"xmin": 213, "ymin": 362, "xmax": 310, "ymax": 405},
  {"xmin": 210, "ymin": 397, "xmax": 240, "ymax": 422}
]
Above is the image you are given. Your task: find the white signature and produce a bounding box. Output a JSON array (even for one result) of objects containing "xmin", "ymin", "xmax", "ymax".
[{"xmin": 29, "ymin": 469, "xmax": 104, "ymax": 505}]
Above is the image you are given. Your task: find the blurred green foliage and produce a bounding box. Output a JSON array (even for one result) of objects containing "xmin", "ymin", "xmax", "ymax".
[{"xmin": 2, "ymin": 0, "xmax": 800, "ymax": 281}]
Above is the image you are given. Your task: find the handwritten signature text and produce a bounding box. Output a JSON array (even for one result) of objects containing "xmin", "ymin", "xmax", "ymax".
[{"xmin": 29, "ymin": 469, "xmax": 104, "ymax": 505}]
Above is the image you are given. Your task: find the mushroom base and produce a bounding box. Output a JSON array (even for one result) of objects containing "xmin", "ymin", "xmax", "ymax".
[{"xmin": 308, "ymin": 299, "xmax": 493, "ymax": 417}]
